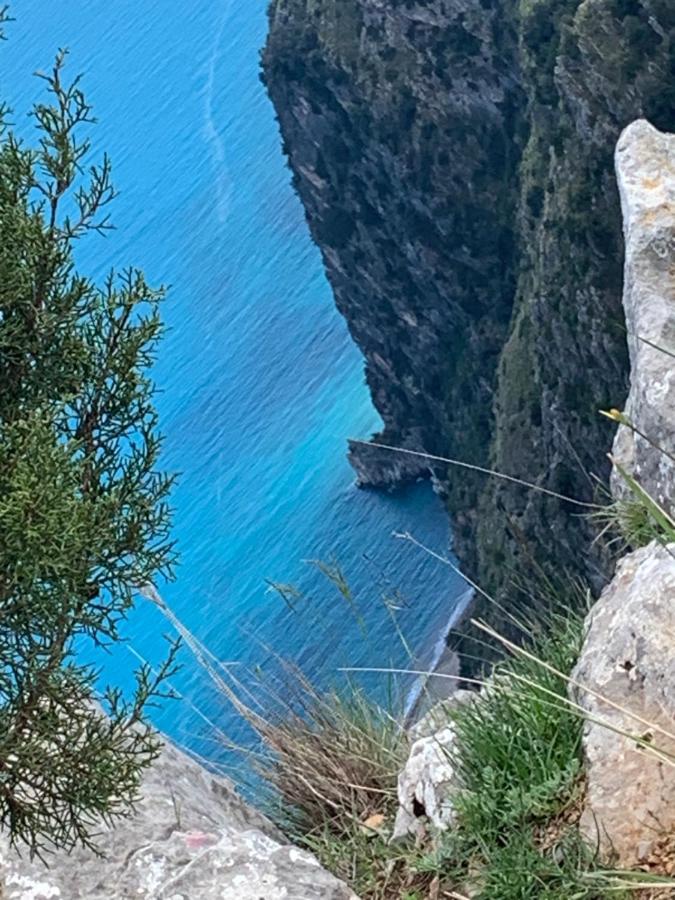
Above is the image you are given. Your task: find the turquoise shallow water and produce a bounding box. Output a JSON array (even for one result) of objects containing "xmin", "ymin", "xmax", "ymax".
[{"xmin": 2, "ymin": 2, "xmax": 467, "ymax": 764}]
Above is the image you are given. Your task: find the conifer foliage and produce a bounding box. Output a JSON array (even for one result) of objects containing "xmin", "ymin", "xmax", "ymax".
[{"xmin": 0, "ymin": 10, "xmax": 177, "ymax": 855}]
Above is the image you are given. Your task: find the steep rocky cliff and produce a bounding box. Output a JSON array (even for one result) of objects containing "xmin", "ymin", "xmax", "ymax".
[
  {"xmin": 263, "ymin": 0, "xmax": 675, "ymax": 611},
  {"xmin": 475, "ymin": 0, "xmax": 675, "ymax": 598},
  {"xmin": 395, "ymin": 119, "xmax": 675, "ymax": 867},
  {"xmin": 263, "ymin": 0, "xmax": 523, "ymax": 553}
]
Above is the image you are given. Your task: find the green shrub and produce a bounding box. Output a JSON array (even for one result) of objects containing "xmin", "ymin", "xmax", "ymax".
[{"xmin": 0, "ymin": 22, "xmax": 177, "ymax": 855}]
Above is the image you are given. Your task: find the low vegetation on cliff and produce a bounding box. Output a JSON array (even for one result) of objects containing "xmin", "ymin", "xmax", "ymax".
[
  {"xmin": 234, "ymin": 426, "xmax": 675, "ymax": 896},
  {"xmin": 238, "ymin": 366, "xmax": 675, "ymax": 898},
  {"xmin": 224, "ymin": 587, "xmax": 674, "ymax": 898}
]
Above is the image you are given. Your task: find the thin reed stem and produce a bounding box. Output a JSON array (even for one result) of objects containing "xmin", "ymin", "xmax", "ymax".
[{"xmin": 349, "ymin": 439, "xmax": 603, "ymax": 508}]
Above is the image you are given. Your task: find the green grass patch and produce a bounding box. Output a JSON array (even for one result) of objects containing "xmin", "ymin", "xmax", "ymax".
[
  {"xmin": 415, "ymin": 609, "xmax": 626, "ymax": 899},
  {"xmin": 451, "ymin": 611, "xmax": 585, "ymax": 841},
  {"xmin": 252, "ymin": 603, "xmax": 650, "ymax": 898},
  {"xmin": 257, "ymin": 606, "xmax": 629, "ymax": 898}
]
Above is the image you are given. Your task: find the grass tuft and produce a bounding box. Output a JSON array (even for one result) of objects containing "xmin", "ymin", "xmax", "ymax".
[
  {"xmin": 451, "ymin": 610, "xmax": 585, "ymax": 841},
  {"xmin": 250, "ymin": 674, "xmax": 407, "ymax": 836},
  {"xmin": 430, "ymin": 608, "xmax": 623, "ymax": 899}
]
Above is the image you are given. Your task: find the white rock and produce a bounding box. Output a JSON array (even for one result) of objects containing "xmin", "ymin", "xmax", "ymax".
[
  {"xmin": 563, "ymin": 119, "xmax": 675, "ymax": 869},
  {"xmin": 572, "ymin": 541, "xmax": 675, "ymax": 865},
  {"xmin": 410, "ymin": 690, "xmax": 475, "ymax": 741},
  {"xmin": 0, "ymin": 740, "xmax": 358, "ymax": 900},
  {"xmin": 612, "ymin": 120, "xmax": 675, "ymax": 508},
  {"xmin": 392, "ymin": 723, "xmax": 459, "ymax": 840}
]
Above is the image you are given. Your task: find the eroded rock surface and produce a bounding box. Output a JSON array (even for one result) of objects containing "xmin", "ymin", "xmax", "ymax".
[
  {"xmin": 573, "ymin": 542, "xmax": 675, "ymax": 865},
  {"xmin": 574, "ymin": 120, "xmax": 675, "ymax": 868},
  {"xmin": 393, "ymin": 692, "xmax": 475, "ymax": 841},
  {"xmin": 612, "ymin": 120, "xmax": 675, "ymax": 509},
  {"xmin": 0, "ymin": 740, "xmax": 358, "ymax": 900},
  {"xmin": 393, "ymin": 724, "xmax": 459, "ymax": 841}
]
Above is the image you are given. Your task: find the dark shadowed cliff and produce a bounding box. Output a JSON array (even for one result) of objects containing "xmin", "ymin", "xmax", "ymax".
[{"xmin": 262, "ymin": 0, "xmax": 675, "ymax": 617}]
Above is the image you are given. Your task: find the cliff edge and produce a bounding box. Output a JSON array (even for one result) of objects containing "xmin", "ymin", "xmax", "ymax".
[
  {"xmin": 388, "ymin": 121, "xmax": 675, "ymax": 872},
  {"xmin": 0, "ymin": 740, "xmax": 357, "ymax": 899},
  {"xmin": 572, "ymin": 120, "xmax": 675, "ymax": 866}
]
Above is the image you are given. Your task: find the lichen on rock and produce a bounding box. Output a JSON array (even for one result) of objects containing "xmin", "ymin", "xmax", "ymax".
[
  {"xmin": 572, "ymin": 118, "xmax": 675, "ymax": 868},
  {"xmin": 392, "ymin": 723, "xmax": 459, "ymax": 841},
  {"xmin": 0, "ymin": 740, "xmax": 358, "ymax": 900},
  {"xmin": 572, "ymin": 541, "xmax": 675, "ymax": 866}
]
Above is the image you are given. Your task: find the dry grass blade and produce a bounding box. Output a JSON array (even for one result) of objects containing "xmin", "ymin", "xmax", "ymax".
[
  {"xmin": 349, "ymin": 438, "xmax": 602, "ymax": 508},
  {"xmin": 248, "ymin": 680, "xmax": 407, "ymax": 833},
  {"xmin": 472, "ymin": 618, "xmax": 675, "ymax": 746}
]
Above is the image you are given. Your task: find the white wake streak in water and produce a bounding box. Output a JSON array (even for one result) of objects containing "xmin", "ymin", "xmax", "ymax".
[{"xmin": 204, "ymin": 1, "xmax": 235, "ymax": 224}]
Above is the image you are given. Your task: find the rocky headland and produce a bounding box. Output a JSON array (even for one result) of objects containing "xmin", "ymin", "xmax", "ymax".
[{"xmin": 262, "ymin": 0, "xmax": 675, "ymax": 607}]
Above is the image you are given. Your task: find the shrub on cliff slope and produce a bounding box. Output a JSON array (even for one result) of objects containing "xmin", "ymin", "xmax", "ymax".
[{"xmin": 0, "ymin": 20, "xmax": 176, "ymax": 855}]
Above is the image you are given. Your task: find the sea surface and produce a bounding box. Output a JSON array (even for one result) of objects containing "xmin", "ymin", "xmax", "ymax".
[{"xmin": 2, "ymin": 1, "xmax": 468, "ymax": 768}]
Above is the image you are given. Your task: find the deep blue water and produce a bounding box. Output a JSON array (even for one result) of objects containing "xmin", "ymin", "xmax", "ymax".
[{"xmin": 2, "ymin": 2, "xmax": 467, "ymax": 765}]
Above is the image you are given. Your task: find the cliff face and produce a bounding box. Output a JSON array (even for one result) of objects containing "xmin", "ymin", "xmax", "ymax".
[
  {"xmin": 0, "ymin": 740, "xmax": 357, "ymax": 899},
  {"xmin": 263, "ymin": 0, "xmax": 523, "ymax": 515},
  {"xmin": 475, "ymin": 0, "xmax": 675, "ymax": 596},
  {"xmin": 263, "ymin": 0, "xmax": 675, "ymax": 599}
]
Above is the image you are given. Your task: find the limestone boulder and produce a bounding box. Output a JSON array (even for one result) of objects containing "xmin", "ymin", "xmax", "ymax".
[
  {"xmin": 612, "ymin": 120, "xmax": 675, "ymax": 507},
  {"xmin": 393, "ymin": 723, "xmax": 459, "ymax": 840},
  {"xmin": 572, "ymin": 541, "xmax": 675, "ymax": 865},
  {"xmin": 0, "ymin": 740, "xmax": 358, "ymax": 900},
  {"xmin": 393, "ymin": 691, "xmax": 477, "ymax": 840}
]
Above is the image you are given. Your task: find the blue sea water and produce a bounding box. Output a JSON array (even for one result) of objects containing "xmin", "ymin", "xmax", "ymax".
[{"xmin": 2, "ymin": 2, "xmax": 467, "ymax": 765}]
